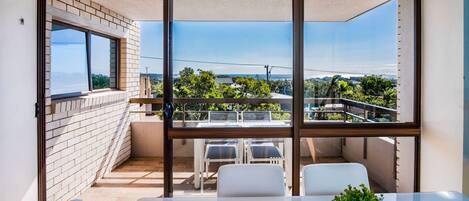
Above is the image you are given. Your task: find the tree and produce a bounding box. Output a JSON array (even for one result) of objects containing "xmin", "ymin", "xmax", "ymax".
[
  {"xmin": 233, "ymin": 77, "xmax": 271, "ymax": 98},
  {"xmin": 92, "ymin": 74, "xmax": 110, "ymax": 89},
  {"xmin": 360, "ymin": 75, "xmax": 394, "ymax": 96},
  {"xmin": 171, "ymin": 68, "xmax": 291, "ymax": 121},
  {"xmin": 270, "ymin": 80, "xmax": 292, "ymax": 95},
  {"xmin": 173, "ymin": 67, "xmax": 224, "ymax": 120},
  {"xmin": 303, "ymin": 74, "xmax": 398, "ymax": 122},
  {"xmin": 151, "ymin": 82, "xmax": 163, "ymax": 98},
  {"xmin": 170, "ymin": 67, "xmax": 398, "ymax": 122}
]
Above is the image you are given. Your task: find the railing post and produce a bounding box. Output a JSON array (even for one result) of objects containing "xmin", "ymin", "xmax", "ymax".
[
  {"xmin": 343, "ymin": 105, "xmax": 347, "ymax": 122},
  {"xmin": 183, "ymin": 104, "xmax": 186, "ymax": 127},
  {"xmin": 364, "ymin": 109, "xmax": 368, "ymax": 122}
]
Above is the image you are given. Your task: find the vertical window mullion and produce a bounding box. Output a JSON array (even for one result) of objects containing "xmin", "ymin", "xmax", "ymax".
[
  {"xmin": 116, "ymin": 39, "xmax": 120, "ymax": 89},
  {"xmin": 292, "ymin": 0, "xmax": 304, "ymax": 196},
  {"xmin": 86, "ymin": 31, "xmax": 92, "ymax": 92}
]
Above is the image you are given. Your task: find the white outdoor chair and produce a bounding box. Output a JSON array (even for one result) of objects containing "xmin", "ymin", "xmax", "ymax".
[
  {"xmin": 241, "ymin": 111, "xmax": 272, "ymax": 122},
  {"xmin": 242, "ymin": 111, "xmax": 285, "ymax": 166},
  {"xmin": 217, "ymin": 164, "xmax": 286, "ymax": 197},
  {"xmin": 302, "ymin": 163, "xmax": 370, "ymax": 196},
  {"xmin": 208, "ymin": 111, "xmax": 239, "ymax": 123},
  {"xmin": 201, "ymin": 139, "xmax": 242, "ymax": 192},
  {"xmin": 245, "ymin": 139, "xmax": 284, "ymax": 165},
  {"xmin": 200, "ymin": 111, "xmax": 243, "ymax": 192}
]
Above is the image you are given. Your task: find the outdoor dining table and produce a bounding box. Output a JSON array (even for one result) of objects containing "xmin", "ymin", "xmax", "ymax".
[
  {"xmin": 138, "ymin": 192, "xmax": 469, "ymax": 201},
  {"xmin": 193, "ymin": 121, "xmax": 292, "ymax": 189}
]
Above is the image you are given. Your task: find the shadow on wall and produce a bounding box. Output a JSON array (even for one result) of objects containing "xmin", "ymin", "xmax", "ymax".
[
  {"xmin": 45, "ymin": 97, "xmax": 135, "ymax": 200},
  {"xmin": 95, "ymin": 103, "xmax": 132, "ymax": 179}
]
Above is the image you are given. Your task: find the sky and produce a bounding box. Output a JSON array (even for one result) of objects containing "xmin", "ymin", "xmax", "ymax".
[
  {"xmin": 51, "ymin": 0, "xmax": 398, "ymax": 94},
  {"xmin": 140, "ymin": 0, "xmax": 397, "ymax": 78},
  {"xmin": 51, "ymin": 25, "xmax": 89, "ymax": 95},
  {"xmin": 51, "ymin": 27, "xmax": 115, "ymax": 95}
]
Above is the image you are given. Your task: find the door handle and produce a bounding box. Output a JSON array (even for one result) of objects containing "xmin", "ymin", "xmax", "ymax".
[{"xmin": 163, "ymin": 102, "xmax": 174, "ymax": 119}]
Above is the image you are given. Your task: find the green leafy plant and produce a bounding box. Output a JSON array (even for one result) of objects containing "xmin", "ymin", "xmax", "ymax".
[{"xmin": 332, "ymin": 184, "xmax": 383, "ymax": 201}]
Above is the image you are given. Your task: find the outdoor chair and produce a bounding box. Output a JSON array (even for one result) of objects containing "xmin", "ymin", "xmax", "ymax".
[
  {"xmin": 200, "ymin": 111, "xmax": 243, "ymax": 192},
  {"xmin": 242, "ymin": 111, "xmax": 285, "ymax": 166}
]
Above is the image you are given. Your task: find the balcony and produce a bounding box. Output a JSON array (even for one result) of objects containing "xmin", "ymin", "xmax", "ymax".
[
  {"xmin": 40, "ymin": 0, "xmax": 419, "ymax": 200},
  {"xmin": 70, "ymin": 97, "xmax": 403, "ymax": 199},
  {"xmin": 4, "ymin": 0, "xmax": 467, "ymax": 200}
]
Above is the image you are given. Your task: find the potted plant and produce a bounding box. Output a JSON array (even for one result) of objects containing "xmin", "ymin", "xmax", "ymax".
[{"xmin": 332, "ymin": 184, "xmax": 384, "ymax": 201}]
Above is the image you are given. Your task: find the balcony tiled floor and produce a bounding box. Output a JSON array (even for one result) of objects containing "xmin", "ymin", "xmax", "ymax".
[{"xmin": 78, "ymin": 157, "xmax": 386, "ymax": 201}]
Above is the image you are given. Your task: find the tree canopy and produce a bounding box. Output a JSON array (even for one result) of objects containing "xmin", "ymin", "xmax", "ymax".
[{"xmin": 149, "ymin": 68, "xmax": 397, "ymax": 121}]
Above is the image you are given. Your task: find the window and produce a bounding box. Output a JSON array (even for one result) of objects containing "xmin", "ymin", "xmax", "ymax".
[
  {"xmin": 302, "ymin": 0, "xmax": 416, "ymax": 125},
  {"xmin": 51, "ymin": 23, "xmax": 88, "ymax": 96},
  {"xmin": 51, "ymin": 21, "xmax": 119, "ymax": 98},
  {"xmin": 172, "ymin": 0, "xmax": 293, "ymax": 128},
  {"xmin": 299, "ymin": 136, "xmax": 416, "ymax": 193},
  {"xmin": 91, "ymin": 34, "xmax": 118, "ymax": 90}
]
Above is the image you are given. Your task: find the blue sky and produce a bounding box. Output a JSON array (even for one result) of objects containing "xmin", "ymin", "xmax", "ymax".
[
  {"xmin": 51, "ymin": 27, "xmax": 116, "ymax": 94},
  {"xmin": 51, "ymin": 0, "xmax": 397, "ymax": 94},
  {"xmin": 141, "ymin": 0, "xmax": 397, "ymax": 77}
]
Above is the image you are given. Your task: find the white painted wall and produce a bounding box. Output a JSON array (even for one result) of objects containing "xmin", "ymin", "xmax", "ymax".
[
  {"xmin": 0, "ymin": 0, "xmax": 38, "ymax": 201},
  {"xmin": 342, "ymin": 137, "xmax": 396, "ymax": 192},
  {"xmin": 421, "ymin": 0, "xmax": 464, "ymax": 192},
  {"xmin": 396, "ymin": 137, "xmax": 415, "ymax": 192}
]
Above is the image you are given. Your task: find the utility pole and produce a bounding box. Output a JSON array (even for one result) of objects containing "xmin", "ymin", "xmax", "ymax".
[{"xmin": 264, "ymin": 65, "xmax": 271, "ymax": 84}]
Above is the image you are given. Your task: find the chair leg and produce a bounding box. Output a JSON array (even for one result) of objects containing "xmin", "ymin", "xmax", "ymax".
[
  {"xmin": 200, "ymin": 162, "xmax": 204, "ymax": 194},
  {"xmin": 201, "ymin": 161, "xmax": 206, "ymax": 194},
  {"xmin": 205, "ymin": 161, "xmax": 210, "ymax": 180}
]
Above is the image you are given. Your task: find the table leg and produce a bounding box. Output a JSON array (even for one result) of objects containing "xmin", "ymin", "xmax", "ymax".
[
  {"xmin": 285, "ymin": 138, "xmax": 292, "ymax": 187},
  {"xmin": 194, "ymin": 139, "xmax": 203, "ymax": 189}
]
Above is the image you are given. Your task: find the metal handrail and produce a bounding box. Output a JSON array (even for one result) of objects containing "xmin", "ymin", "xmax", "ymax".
[{"xmin": 129, "ymin": 97, "xmax": 397, "ymax": 122}]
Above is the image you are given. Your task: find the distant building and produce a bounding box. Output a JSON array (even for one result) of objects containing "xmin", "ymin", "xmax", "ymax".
[
  {"xmin": 140, "ymin": 74, "xmax": 152, "ymax": 98},
  {"xmin": 271, "ymin": 92, "xmax": 292, "ymax": 111},
  {"xmin": 140, "ymin": 74, "xmax": 153, "ymax": 115},
  {"xmin": 216, "ymin": 77, "xmax": 234, "ymax": 85}
]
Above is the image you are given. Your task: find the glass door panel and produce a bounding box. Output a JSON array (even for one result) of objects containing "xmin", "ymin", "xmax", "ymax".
[
  {"xmin": 303, "ymin": 0, "xmax": 416, "ymax": 124},
  {"xmin": 171, "ymin": 0, "xmax": 293, "ymax": 128}
]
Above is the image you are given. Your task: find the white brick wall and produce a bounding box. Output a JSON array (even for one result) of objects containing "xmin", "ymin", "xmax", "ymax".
[{"xmin": 45, "ymin": 0, "xmax": 141, "ymax": 200}]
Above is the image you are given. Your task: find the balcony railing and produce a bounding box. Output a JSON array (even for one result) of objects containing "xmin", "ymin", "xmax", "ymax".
[{"xmin": 129, "ymin": 97, "xmax": 397, "ymax": 123}]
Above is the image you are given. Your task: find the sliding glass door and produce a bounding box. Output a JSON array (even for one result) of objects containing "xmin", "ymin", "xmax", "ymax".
[
  {"xmin": 162, "ymin": 0, "xmax": 420, "ymax": 197},
  {"xmin": 164, "ymin": 0, "xmax": 294, "ymax": 196}
]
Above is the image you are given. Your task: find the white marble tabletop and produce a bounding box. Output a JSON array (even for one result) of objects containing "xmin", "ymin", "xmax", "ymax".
[{"xmin": 138, "ymin": 192, "xmax": 468, "ymax": 201}]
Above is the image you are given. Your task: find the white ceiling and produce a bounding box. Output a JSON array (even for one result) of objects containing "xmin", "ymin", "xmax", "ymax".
[{"xmin": 93, "ymin": 0, "xmax": 390, "ymax": 21}]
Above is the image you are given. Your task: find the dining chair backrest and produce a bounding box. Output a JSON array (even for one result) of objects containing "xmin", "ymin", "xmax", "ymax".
[
  {"xmin": 302, "ymin": 163, "xmax": 370, "ymax": 196},
  {"xmin": 242, "ymin": 111, "xmax": 271, "ymax": 122},
  {"xmin": 217, "ymin": 164, "xmax": 285, "ymax": 197},
  {"xmin": 208, "ymin": 111, "xmax": 238, "ymax": 123}
]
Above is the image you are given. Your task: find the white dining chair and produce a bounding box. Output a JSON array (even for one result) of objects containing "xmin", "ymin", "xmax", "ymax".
[
  {"xmin": 302, "ymin": 163, "xmax": 370, "ymax": 196},
  {"xmin": 217, "ymin": 164, "xmax": 285, "ymax": 197}
]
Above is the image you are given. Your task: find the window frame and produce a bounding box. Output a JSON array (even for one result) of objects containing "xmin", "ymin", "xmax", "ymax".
[
  {"xmin": 299, "ymin": 0, "xmax": 421, "ymax": 130},
  {"xmin": 161, "ymin": 0, "xmax": 421, "ymax": 196},
  {"xmin": 51, "ymin": 20, "xmax": 120, "ymax": 100}
]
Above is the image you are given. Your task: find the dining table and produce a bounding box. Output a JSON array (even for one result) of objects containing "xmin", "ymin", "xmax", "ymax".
[
  {"xmin": 193, "ymin": 121, "xmax": 293, "ymax": 189},
  {"xmin": 138, "ymin": 192, "xmax": 469, "ymax": 201}
]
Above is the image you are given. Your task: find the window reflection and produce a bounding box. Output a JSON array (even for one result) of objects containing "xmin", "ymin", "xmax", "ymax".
[
  {"xmin": 51, "ymin": 24, "xmax": 89, "ymax": 96},
  {"xmin": 91, "ymin": 34, "xmax": 117, "ymax": 90}
]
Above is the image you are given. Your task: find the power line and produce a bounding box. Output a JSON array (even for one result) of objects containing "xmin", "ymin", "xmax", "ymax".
[
  {"xmin": 141, "ymin": 56, "xmax": 265, "ymax": 67},
  {"xmin": 141, "ymin": 55, "xmax": 395, "ymax": 76}
]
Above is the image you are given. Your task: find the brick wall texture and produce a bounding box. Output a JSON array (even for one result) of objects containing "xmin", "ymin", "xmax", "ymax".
[{"xmin": 45, "ymin": 0, "xmax": 141, "ymax": 200}]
